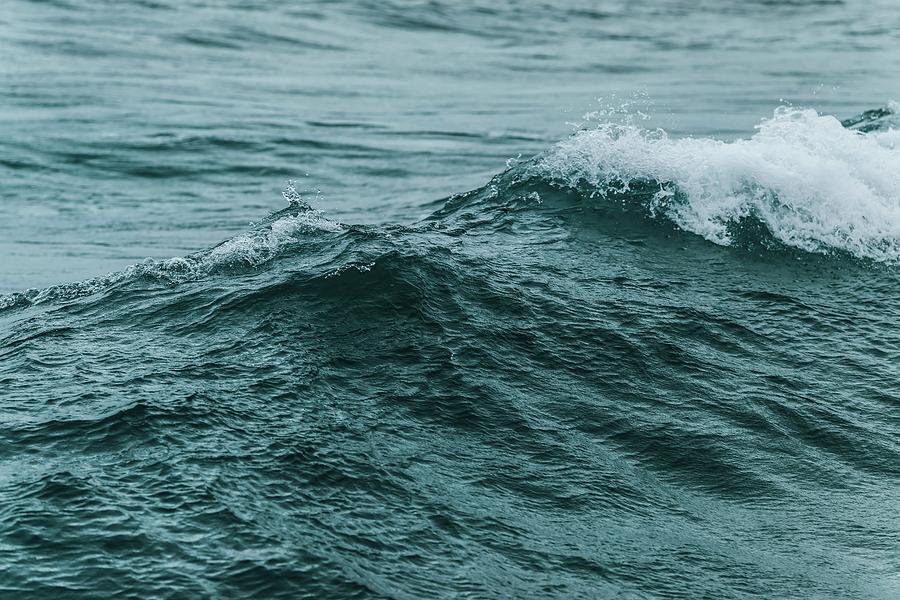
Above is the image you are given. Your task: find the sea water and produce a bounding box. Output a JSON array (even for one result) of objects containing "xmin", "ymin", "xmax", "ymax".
[{"xmin": 1, "ymin": 1, "xmax": 899, "ymax": 598}]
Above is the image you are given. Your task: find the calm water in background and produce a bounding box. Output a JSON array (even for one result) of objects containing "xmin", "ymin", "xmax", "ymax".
[{"xmin": 2, "ymin": 1, "xmax": 900, "ymax": 598}]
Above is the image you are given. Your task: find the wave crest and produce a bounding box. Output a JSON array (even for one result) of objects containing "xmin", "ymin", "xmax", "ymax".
[
  {"xmin": 536, "ymin": 105, "xmax": 900, "ymax": 261},
  {"xmin": 0, "ymin": 200, "xmax": 343, "ymax": 311}
]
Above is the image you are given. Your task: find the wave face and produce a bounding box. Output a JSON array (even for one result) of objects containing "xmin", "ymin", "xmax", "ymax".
[{"xmin": 2, "ymin": 107, "xmax": 900, "ymax": 599}]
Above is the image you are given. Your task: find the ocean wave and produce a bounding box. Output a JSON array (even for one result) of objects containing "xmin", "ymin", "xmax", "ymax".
[
  {"xmin": 3, "ymin": 105, "xmax": 900, "ymax": 600},
  {"xmin": 535, "ymin": 104, "xmax": 900, "ymax": 261}
]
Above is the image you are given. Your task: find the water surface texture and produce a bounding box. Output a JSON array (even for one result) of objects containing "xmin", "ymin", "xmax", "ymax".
[{"xmin": 2, "ymin": 1, "xmax": 900, "ymax": 598}]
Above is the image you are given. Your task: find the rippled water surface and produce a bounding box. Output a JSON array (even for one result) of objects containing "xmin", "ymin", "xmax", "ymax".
[{"xmin": 2, "ymin": 1, "xmax": 900, "ymax": 598}]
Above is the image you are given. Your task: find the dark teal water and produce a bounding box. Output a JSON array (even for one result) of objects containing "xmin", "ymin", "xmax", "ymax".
[{"xmin": 2, "ymin": 1, "xmax": 900, "ymax": 598}]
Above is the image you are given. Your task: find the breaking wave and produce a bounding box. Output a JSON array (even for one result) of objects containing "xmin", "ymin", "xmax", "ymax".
[{"xmin": 536, "ymin": 104, "xmax": 900, "ymax": 260}]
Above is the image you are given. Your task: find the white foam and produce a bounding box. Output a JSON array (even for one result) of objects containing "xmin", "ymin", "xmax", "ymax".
[
  {"xmin": 537, "ymin": 106, "xmax": 900, "ymax": 261},
  {"xmin": 203, "ymin": 210, "xmax": 343, "ymax": 270}
]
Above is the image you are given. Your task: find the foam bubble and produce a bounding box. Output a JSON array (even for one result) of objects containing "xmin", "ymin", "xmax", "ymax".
[{"xmin": 537, "ymin": 106, "xmax": 900, "ymax": 261}]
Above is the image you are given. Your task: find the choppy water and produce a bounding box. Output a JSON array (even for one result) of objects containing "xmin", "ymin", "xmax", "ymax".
[{"xmin": 2, "ymin": 1, "xmax": 900, "ymax": 598}]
